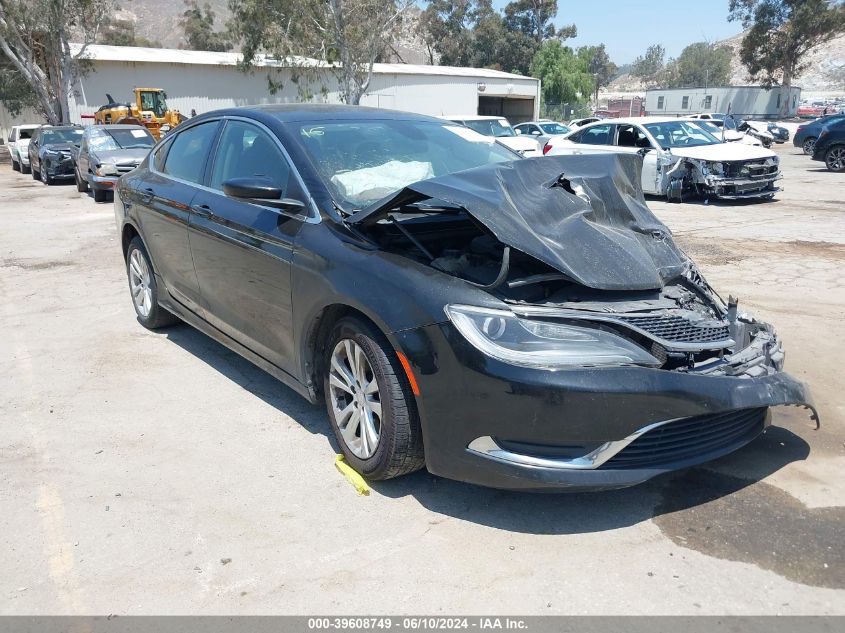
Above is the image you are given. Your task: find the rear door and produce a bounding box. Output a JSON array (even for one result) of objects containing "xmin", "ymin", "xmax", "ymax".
[
  {"xmin": 187, "ymin": 117, "xmax": 306, "ymax": 375},
  {"xmin": 130, "ymin": 120, "xmax": 221, "ymax": 313}
]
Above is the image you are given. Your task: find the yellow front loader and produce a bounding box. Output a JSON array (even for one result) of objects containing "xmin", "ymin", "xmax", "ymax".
[{"xmin": 94, "ymin": 88, "xmax": 183, "ymax": 139}]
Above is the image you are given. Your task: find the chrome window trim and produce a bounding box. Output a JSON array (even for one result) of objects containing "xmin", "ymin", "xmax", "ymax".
[{"xmin": 148, "ymin": 116, "xmax": 320, "ymax": 225}]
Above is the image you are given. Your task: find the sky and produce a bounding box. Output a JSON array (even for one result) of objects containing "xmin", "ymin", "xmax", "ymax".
[{"xmin": 490, "ymin": 0, "xmax": 741, "ymax": 65}]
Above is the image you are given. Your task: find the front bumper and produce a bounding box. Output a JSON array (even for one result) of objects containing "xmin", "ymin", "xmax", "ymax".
[
  {"xmin": 703, "ymin": 174, "xmax": 781, "ymax": 199},
  {"xmin": 90, "ymin": 174, "xmax": 119, "ymax": 189},
  {"xmin": 394, "ymin": 322, "xmax": 816, "ymax": 491},
  {"xmin": 44, "ymin": 155, "xmax": 75, "ymax": 179}
]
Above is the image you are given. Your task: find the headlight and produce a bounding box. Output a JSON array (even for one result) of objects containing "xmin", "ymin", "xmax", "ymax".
[
  {"xmin": 96, "ymin": 163, "xmax": 118, "ymax": 176},
  {"xmin": 706, "ymin": 161, "xmax": 724, "ymax": 175},
  {"xmin": 445, "ymin": 305, "xmax": 661, "ymax": 369},
  {"xmin": 160, "ymin": 124, "xmax": 171, "ymax": 132}
]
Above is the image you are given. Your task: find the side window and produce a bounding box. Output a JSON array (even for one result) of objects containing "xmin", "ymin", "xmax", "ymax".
[
  {"xmin": 162, "ymin": 121, "xmax": 218, "ymax": 184},
  {"xmin": 568, "ymin": 130, "xmax": 583, "ymax": 143},
  {"xmin": 681, "ymin": 96, "xmax": 690, "ymax": 109},
  {"xmin": 209, "ymin": 120, "xmax": 290, "ymax": 193},
  {"xmin": 704, "ymin": 95, "xmax": 713, "ymax": 109},
  {"xmin": 657, "ymin": 96, "xmax": 665, "ymax": 110},
  {"xmin": 9, "ymin": 129, "xmax": 16, "ymax": 142},
  {"xmin": 581, "ymin": 124, "xmax": 612, "ymax": 145},
  {"xmin": 151, "ymin": 141, "xmax": 168, "ymax": 172}
]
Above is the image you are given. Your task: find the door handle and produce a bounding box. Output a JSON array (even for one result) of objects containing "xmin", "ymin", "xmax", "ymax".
[
  {"xmin": 141, "ymin": 187, "xmax": 154, "ymax": 203},
  {"xmin": 191, "ymin": 203, "xmax": 212, "ymax": 218}
]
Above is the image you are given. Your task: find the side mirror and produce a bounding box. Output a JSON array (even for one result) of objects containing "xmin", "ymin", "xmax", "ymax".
[
  {"xmin": 222, "ymin": 177, "xmax": 305, "ymax": 212},
  {"xmin": 637, "ymin": 147, "xmax": 652, "ymax": 157}
]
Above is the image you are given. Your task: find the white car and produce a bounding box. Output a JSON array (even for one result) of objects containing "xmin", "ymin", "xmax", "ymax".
[
  {"xmin": 6, "ymin": 124, "xmax": 41, "ymax": 174},
  {"xmin": 443, "ymin": 115, "xmax": 541, "ymax": 157},
  {"xmin": 545, "ymin": 116, "xmax": 781, "ymax": 201},
  {"xmin": 690, "ymin": 119, "xmax": 763, "ymax": 146}
]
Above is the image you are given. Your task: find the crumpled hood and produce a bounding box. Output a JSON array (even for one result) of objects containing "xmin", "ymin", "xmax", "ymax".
[
  {"xmin": 94, "ymin": 147, "xmax": 151, "ymax": 165},
  {"xmin": 42, "ymin": 143, "xmax": 78, "ymax": 153},
  {"xmin": 350, "ymin": 154, "xmax": 689, "ymax": 291},
  {"xmin": 670, "ymin": 143, "xmax": 776, "ymax": 161}
]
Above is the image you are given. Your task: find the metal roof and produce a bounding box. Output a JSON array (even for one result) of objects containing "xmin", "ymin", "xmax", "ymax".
[{"xmin": 73, "ymin": 44, "xmax": 538, "ymax": 83}]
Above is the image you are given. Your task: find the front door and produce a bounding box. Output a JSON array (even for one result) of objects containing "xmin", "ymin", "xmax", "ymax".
[{"xmin": 187, "ymin": 119, "xmax": 304, "ymax": 375}]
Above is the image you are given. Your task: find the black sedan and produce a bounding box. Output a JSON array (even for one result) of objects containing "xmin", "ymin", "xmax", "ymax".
[
  {"xmin": 794, "ymin": 114, "xmax": 845, "ymax": 155},
  {"xmin": 28, "ymin": 125, "xmax": 84, "ymax": 184},
  {"xmin": 811, "ymin": 118, "xmax": 845, "ymax": 172},
  {"xmin": 114, "ymin": 105, "xmax": 816, "ymax": 491}
]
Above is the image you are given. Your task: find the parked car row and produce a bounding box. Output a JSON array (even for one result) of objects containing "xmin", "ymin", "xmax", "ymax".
[
  {"xmin": 7, "ymin": 122, "xmax": 157, "ymax": 200},
  {"xmin": 793, "ymin": 114, "xmax": 845, "ymax": 172}
]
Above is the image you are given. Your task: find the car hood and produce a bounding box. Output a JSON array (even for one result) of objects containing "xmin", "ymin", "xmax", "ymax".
[
  {"xmin": 41, "ymin": 143, "xmax": 78, "ymax": 153},
  {"xmin": 348, "ymin": 154, "xmax": 688, "ymax": 291},
  {"xmin": 497, "ymin": 136, "xmax": 541, "ymax": 152},
  {"xmin": 669, "ymin": 143, "xmax": 776, "ymax": 161},
  {"xmin": 94, "ymin": 148, "xmax": 151, "ymax": 164}
]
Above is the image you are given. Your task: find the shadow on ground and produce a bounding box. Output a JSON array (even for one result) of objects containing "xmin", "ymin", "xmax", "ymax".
[{"xmin": 160, "ymin": 321, "xmax": 843, "ymax": 588}]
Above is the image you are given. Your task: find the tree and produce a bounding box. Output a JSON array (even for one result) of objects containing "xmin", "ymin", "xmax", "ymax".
[
  {"xmin": 530, "ymin": 39, "xmax": 593, "ymax": 115},
  {"xmin": 0, "ymin": 0, "xmax": 109, "ymax": 124},
  {"xmin": 729, "ymin": 0, "xmax": 845, "ymax": 116},
  {"xmin": 420, "ymin": 0, "xmax": 505, "ymax": 68},
  {"xmin": 0, "ymin": 52, "xmax": 38, "ymax": 117},
  {"xmin": 661, "ymin": 41, "xmax": 732, "ymax": 88},
  {"xmin": 100, "ymin": 16, "xmax": 162, "ymax": 47},
  {"xmin": 502, "ymin": 0, "xmax": 575, "ymax": 74},
  {"xmin": 578, "ymin": 44, "xmax": 616, "ymax": 106},
  {"xmin": 180, "ymin": 0, "xmax": 231, "ymax": 52},
  {"xmin": 631, "ymin": 44, "xmax": 665, "ymax": 87},
  {"xmin": 228, "ymin": 0, "xmax": 413, "ymax": 105}
]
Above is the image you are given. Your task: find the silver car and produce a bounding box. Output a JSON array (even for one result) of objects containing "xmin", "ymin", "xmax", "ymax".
[{"xmin": 74, "ymin": 125, "xmax": 156, "ymax": 202}]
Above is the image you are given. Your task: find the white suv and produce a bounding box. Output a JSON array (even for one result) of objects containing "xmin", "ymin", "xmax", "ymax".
[{"xmin": 7, "ymin": 124, "xmax": 41, "ymax": 174}]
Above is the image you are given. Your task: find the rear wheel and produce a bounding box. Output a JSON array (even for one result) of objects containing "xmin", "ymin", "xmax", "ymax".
[
  {"xmin": 825, "ymin": 145, "xmax": 845, "ymax": 172},
  {"xmin": 323, "ymin": 317, "xmax": 424, "ymax": 480},
  {"xmin": 803, "ymin": 137, "xmax": 817, "ymax": 155},
  {"xmin": 125, "ymin": 237, "xmax": 179, "ymax": 329}
]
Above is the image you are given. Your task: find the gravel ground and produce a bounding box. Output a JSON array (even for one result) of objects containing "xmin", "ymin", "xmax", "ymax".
[{"xmin": 1, "ymin": 142, "xmax": 843, "ymax": 615}]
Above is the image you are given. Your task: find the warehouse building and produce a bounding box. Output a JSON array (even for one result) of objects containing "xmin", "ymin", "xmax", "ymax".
[
  {"xmin": 644, "ymin": 85, "xmax": 802, "ymax": 119},
  {"xmin": 1, "ymin": 44, "xmax": 540, "ymax": 137}
]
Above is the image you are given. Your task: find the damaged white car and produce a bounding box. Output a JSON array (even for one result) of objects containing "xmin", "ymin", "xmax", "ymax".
[{"xmin": 544, "ymin": 117, "xmax": 781, "ymax": 202}]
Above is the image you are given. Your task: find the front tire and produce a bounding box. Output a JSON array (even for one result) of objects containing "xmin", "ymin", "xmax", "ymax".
[
  {"xmin": 41, "ymin": 163, "xmax": 54, "ymax": 185},
  {"xmin": 93, "ymin": 187, "xmax": 108, "ymax": 203},
  {"xmin": 323, "ymin": 317, "xmax": 424, "ymax": 480},
  {"xmin": 30, "ymin": 164, "xmax": 39, "ymax": 179},
  {"xmin": 803, "ymin": 137, "xmax": 817, "ymax": 155},
  {"xmin": 11, "ymin": 158, "xmax": 19, "ymax": 171},
  {"xmin": 125, "ymin": 237, "xmax": 179, "ymax": 329},
  {"xmin": 20, "ymin": 161, "xmax": 30, "ymax": 174},
  {"xmin": 75, "ymin": 168, "xmax": 89, "ymax": 192},
  {"xmin": 825, "ymin": 145, "xmax": 845, "ymax": 172}
]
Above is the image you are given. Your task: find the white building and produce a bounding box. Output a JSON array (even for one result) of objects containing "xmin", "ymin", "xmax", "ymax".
[
  {"xmin": 2, "ymin": 45, "xmax": 540, "ymax": 138},
  {"xmin": 644, "ymin": 85, "xmax": 802, "ymax": 119}
]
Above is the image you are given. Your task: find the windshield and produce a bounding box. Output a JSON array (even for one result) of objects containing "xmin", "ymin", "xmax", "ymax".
[
  {"xmin": 41, "ymin": 129, "xmax": 83, "ymax": 144},
  {"xmin": 460, "ymin": 119, "xmax": 516, "ymax": 138},
  {"xmin": 296, "ymin": 120, "xmax": 518, "ymax": 210},
  {"xmin": 644, "ymin": 121, "xmax": 720, "ymax": 148},
  {"xmin": 89, "ymin": 128, "xmax": 155, "ymax": 151},
  {"xmin": 540, "ymin": 123, "xmax": 570, "ymax": 135},
  {"xmin": 139, "ymin": 91, "xmax": 168, "ymax": 117}
]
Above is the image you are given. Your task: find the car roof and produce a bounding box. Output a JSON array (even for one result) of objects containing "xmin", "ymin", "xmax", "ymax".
[
  {"xmin": 443, "ymin": 115, "xmax": 508, "ymax": 121},
  {"xmin": 239, "ymin": 103, "xmax": 443, "ymax": 124},
  {"xmin": 87, "ymin": 124, "xmax": 150, "ymax": 131},
  {"xmin": 14, "ymin": 124, "xmax": 41, "ymax": 129}
]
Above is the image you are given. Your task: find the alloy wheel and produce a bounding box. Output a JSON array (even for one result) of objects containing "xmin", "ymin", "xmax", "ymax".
[
  {"xmin": 128, "ymin": 249, "xmax": 153, "ymax": 317},
  {"xmin": 826, "ymin": 146, "xmax": 845, "ymax": 172},
  {"xmin": 803, "ymin": 138, "xmax": 816, "ymax": 155},
  {"xmin": 328, "ymin": 339, "xmax": 382, "ymax": 459}
]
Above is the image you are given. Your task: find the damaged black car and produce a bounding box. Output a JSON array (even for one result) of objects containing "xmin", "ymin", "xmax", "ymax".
[{"xmin": 114, "ymin": 105, "xmax": 816, "ymax": 491}]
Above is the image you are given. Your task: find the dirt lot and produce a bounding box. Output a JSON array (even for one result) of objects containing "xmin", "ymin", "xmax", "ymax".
[{"xmin": 1, "ymin": 145, "xmax": 843, "ymax": 615}]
